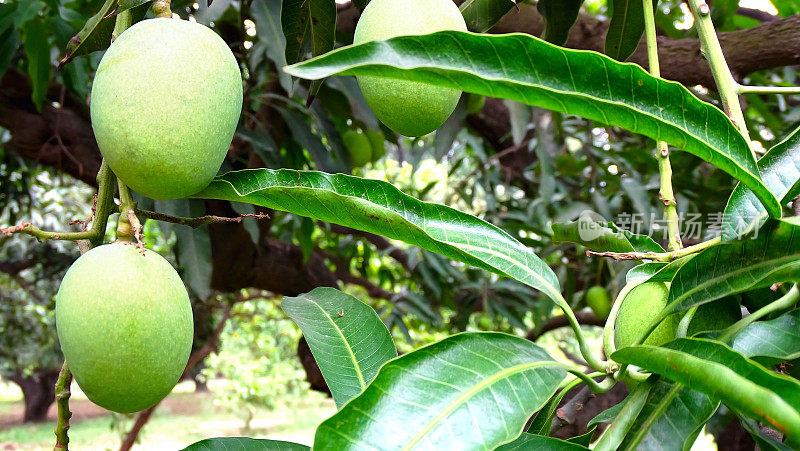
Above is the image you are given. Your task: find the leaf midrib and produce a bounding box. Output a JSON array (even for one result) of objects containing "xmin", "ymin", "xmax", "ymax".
[{"xmin": 402, "ymin": 361, "xmax": 556, "ymax": 450}]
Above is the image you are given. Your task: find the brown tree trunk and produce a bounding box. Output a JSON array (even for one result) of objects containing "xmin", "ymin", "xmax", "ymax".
[{"xmin": 8, "ymin": 369, "xmax": 60, "ymax": 423}]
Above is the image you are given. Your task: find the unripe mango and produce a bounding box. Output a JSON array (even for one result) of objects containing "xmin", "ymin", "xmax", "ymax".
[
  {"xmin": 585, "ymin": 286, "xmax": 611, "ymax": 320},
  {"xmin": 343, "ymin": 130, "xmax": 373, "ymax": 167},
  {"xmin": 614, "ymin": 282, "xmax": 677, "ymax": 349},
  {"xmin": 90, "ymin": 18, "xmax": 242, "ymax": 200},
  {"xmin": 365, "ymin": 129, "xmax": 386, "ymax": 162},
  {"xmin": 353, "ymin": 0, "xmax": 467, "ymax": 137},
  {"xmin": 55, "ymin": 243, "xmax": 193, "ymax": 413}
]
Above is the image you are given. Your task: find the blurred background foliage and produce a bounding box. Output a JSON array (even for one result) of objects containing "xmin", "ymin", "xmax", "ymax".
[{"xmin": 0, "ymin": 0, "xmax": 798, "ymax": 447}]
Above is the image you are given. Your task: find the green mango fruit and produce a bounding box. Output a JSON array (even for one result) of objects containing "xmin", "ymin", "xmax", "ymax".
[
  {"xmin": 343, "ymin": 130, "xmax": 373, "ymax": 167},
  {"xmin": 585, "ymin": 285, "xmax": 612, "ymax": 320},
  {"xmin": 686, "ymin": 297, "xmax": 742, "ymax": 336},
  {"xmin": 91, "ymin": 18, "xmax": 242, "ymax": 200},
  {"xmin": 615, "ymin": 282, "xmax": 678, "ymax": 349},
  {"xmin": 466, "ymin": 93, "xmax": 486, "ymax": 115},
  {"xmin": 353, "ymin": 0, "xmax": 467, "ymax": 136},
  {"xmin": 55, "ymin": 243, "xmax": 193, "ymax": 413},
  {"xmin": 366, "ymin": 129, "xmax": 386, "ymax": 162}
]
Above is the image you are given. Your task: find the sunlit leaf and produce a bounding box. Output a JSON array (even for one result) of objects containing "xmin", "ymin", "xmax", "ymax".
[
  {"xmin": 182, "ymin": 437, "xmax": 309, "ymax": 450},
  {"xmin": 732, "ymin": 309, "xmax": 800, "ymax": 361},
  {"xmin": 284, "ymin": 31, "xmax": 781, "ymax": 217},
  {"xmin": 459, "ymin": 0, "xmax": 517, "ymax": 33}
]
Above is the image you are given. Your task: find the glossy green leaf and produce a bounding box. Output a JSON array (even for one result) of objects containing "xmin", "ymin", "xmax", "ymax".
[
  {"xmin": 59, "ymin": 0, "xmax": 116, "ymax": 67},
  {"xmin": 527, "ymin": 381, "xmax": 579, "ymax": 435},
  {"xmin": 193, "ymin": 168, "xmax": 566, "ymax": 312},
  {"xmin": 552, "ymin": 215, "xmax": 664, "ymax": 254},
  {"xmin": 284, "ymin": 31, "xmax": 780, "ymax": 217},
  {"xmin": 619, "ymin": 380, "xmax": 718, "ymax": 451},
  {"xmin": 22, "ymin": 17, "xmax": 51, "ymax": 111},
  {"xmin": 732, "ymin": 309, "xmax": 800, "ymax": 361},
  {"xmin": 605, "ymin": 0, "xmax": 645, "ymax": 61},
  {"xmin": 594, "ymin": 380, "xmax": 651, "ymax": 451},
  {"xmin": 626, "ymin": 262, "xmax": 667, "ymax": 284},
  {"xmin": 722, "ymin": 125, "xmax": 800, "ymax": 241},
  {"xmin": 537, "ymin": 0, "xmax": 584, "ymax": 45},
  {"xmin": 117, "ymin": 0, "xmax": 151, "ymax": 12},
  {"xmin": 459, "ymin": 0, "xmax": 517, "ymax": 33},
  {"xmin": 612, "ymin": 338, "xmax": 800, "ymax": 444},
  {"xmin": 313, "ymin": 332, "xmax": 566, "ymax": 450},
  {"xmin": 182, "ymin": 437, "xmax": 310, "ymax": 450},
  {"xmin": 588, "ymin": 400, "xmax": 625, "ymax": 427},
  {"xmin": 281, "ymin": 287, "xmax": 397, "ymax": 408},
  {"xmin": 666, "ymin": 219, "xmax": 800, "ymax": 315},
  {"xmin": 497, "ymin": 433, "xmax": 587, "ymax": 450},
  {"xmin": 281, "ymin": 0, "xmax": 336, "ymax": 65}
]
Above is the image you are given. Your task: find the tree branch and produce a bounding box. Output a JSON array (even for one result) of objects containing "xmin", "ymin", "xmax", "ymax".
[{"xmin": 324, "ymin": 223, "xmax": 413, "ymax": 270}]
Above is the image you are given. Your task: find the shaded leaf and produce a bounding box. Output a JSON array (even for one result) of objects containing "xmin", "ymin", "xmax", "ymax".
[
  {"xmin": 22, "ymin": 17, "xmax": 51, "ymax": 111},
  {"xmin": 282, "ymin": 287, "xmax": 397, "ymax": 408},
  {"xmin": 281, "ymin": 0, "xmax": 336, "ymax": 65},
  {"xmin": 732, "ymin": 309, "xmax": 800, "ymax": 361},
  {"xmin": 459, "ymin": 0, "xmax": 517, "ymax": 33},
  {"xmin": 605, "ymin": 0, "xmax": 645, "ymax": 61},
  {"xmin": 722, "ymin": 125, "xmax": 800, "ymax": 241},
  {"xmin": 497, "ymin": 433, "xmax": 587, "ymax": 450},
  {"xmin": 588, "ymin": 400, "xmax": 625, "ymax": 427},
  {"xmin": 594, "ymin": 381, "xmax": 651, "ymax": 450},
  {"xmin": 251, "ymin": 0, "xmax": 293, "ymax": 93},
  {"xmin": 611, "ymin": 338, "xmax": 800, "ymax": 444},
  {"xmin": 666, "ymin": 219, "xmax": 800, "ymax": 315},
  {"xmin": 284, "ymin": 31, "xmax": 780, "ymax": 217},
  {"xmin": 553, "ymin": 214, "xmax": 664, "ymax": 254},
  {"xmin": 154, "ymin": 199, "xmax": 212, "ymax": 299},
  {"xmin": 313, "ymin": 333, "xmax": 566, "ymax": 450},
  {"xmin": 117, "ymin": 0, "xmax": 151, "ymax": 12},
  {"xmin": 193, "ymin": 168, "xmax": 566, "ymax": 314},
  {"xmin": 537, "ymin": 0, "xmax": 584, "ymax": 45},
  {"xmin": 59, "ymin": 0, "xmax": 116, "ymax": 67},
  {"xmin": 182, "ymin": 437, "xmax": 310, "ymax": 450}
]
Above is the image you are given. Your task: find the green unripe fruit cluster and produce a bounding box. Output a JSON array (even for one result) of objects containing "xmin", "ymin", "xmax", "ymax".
[
  {"xmin": 585, "ymin": 286, "xmax": 611, "ymax": 320},
  {"xmin": 614, "ymin": 282, "xmax": 678, "ymax": 349},
  {"xmin": 91, "ymin": 18, "xmax": 242, "ymax": 200},
  {"xmin": 55, "ymin": 243, "xmax": 193, "ymax": 413},
  {"xmin": 354, "ymin": 0, "xmax": 467, "ymax": 137}
]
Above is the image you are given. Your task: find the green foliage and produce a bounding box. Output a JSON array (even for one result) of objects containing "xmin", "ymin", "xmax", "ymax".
[{"xmin": 202, "ymin": 299, "xmax": 312, "ymax": 428}]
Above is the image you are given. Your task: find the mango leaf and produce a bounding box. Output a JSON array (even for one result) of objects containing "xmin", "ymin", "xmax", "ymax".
[
  {"xmin": 722, "ymin": 125, "xmax": 800, "ymax": 241},
  {"xmin": 739, "ymin": 415, "xmax": 795, "ymax": 451},
  {"xmin": 588, "ymin": 400, "xmax": 625, "ymax": 427},
  {"xmin": 117, "ymin": 0, "xmax": 150, "ymax": 12},
  {"xmin": 619, "ymin": 380, "xmax": 718, "ymax": 451},
  {"xmin": 537, "ymin": 0, "xmax": 584, "ymax": 45},
  {"xmin": 527, "ymin": 381, "xmax": 580, "ymax": 435},
  {"xmin": 154, "ymin": 199, "xmax": 212, "ymax": 299},
  {"xmin": 182, "ymin": 437, "xmax": 310, "ymax": 450},
  {"xmin": 611, "ymin": 338, "xmax": 800, "ymax": 445},
  {"xmin": 497, "ymin": 433, "xmax": 587, "ymax": 450},
  {"xmin": 193, "ymin": 168, "xmax": 566, "ymax": 312},
  {"xmin": 251, "ymin": 0, "xmax": 293, "ymax": 93},
  {"xmin": 732, "ymin": 309, "xmax": 800, "ymax": 361},
  {"xmin": 459, "ymin": 0, "xmax": 517, "ymax": 33},
  {"xmin": 313, "ymin": 332, "xmax": 566, "ymax": 450},
  {"xmin": 626, "ymin": 262, "xmax": 667, "ymax": 284},
  {"xmin": 552, "ymin": 215, "xmax": 664, "ymax": 254},
  {"xmin": 22, "ymin": 17, "xmax": 51, "ymax": 111},
  {"xmin": 593, "ymin": 381, "xmax": 651, "ymax": 450},
  {"xmin": 281, "ymin": 0, "xmax": 336, "ymax": 65},
  {"xmin": 281, "ymin": 287, "xmax": 397, "ymax": 408},
  {"xmin": 283, "ymin": 31, "xmax": 781, "ymax": 217},
  {"xmin": 605, "ymin": 0, "xmax": 645, "ymax": 61},
  {"xmin": 665, "ymin": 219, "xmax": 800, "ymax": 315},
  {"xmin": 59, "ymin": 0, "xmax": 116, "ymax": 67}
]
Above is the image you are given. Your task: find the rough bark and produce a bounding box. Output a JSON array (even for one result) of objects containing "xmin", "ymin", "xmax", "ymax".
[{"xmin": 8, "ymin": 369, "xmax": 61, "ymax": 423}]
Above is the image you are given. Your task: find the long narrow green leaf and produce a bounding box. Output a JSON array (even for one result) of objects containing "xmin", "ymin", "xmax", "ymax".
[
  {"xmin": 284, "ymin": 31, "xmax": 781, "ymax": 217},
  {"xmin": 281, "ymin": 0, "xmax": 336, "ymax": 65},
  {"xmin": 722, "ymin": 125, "xmax": 800, "ymax": 241},
  {"xmin": 612, "ymin": 338, "xmax": 800, "ymax": 445},
  {"xmin": 281, "ymin": 288, "xmax": 397, "ymax": 408},
  {"xmin": 537, "ymin": 0, "xmax": 584, "ymax": 45},
  {"xmin": 552, "ymin": 216, "xmax": 664, "ymax": 254},
  {"xmin": 605, "ymin": 0, "xmax": 645, "ymax": 61},
  {"xmin": 313, "ymin": 332, "xmax": 566, "ymax": 450},
  {"xmin": 619, "ymin": 380, "xmax": 718, "ymax": 451},
  {"xmin": 182, "ymin": 437, "xmax": 309, "ymax": 450},
  {"xmin": 594, "ymin": 380, "xmax": 652, "ymax": 450},
  {"xmin": 194, "ymin": 168, "xmax": 566, "ymax": 310},
  {"xmin": 666, "ymin": 219, "xmax": 800, "ymax": 315}
]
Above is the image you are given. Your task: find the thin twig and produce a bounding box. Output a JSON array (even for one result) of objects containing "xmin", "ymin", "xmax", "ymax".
[
  {"xmin": 136, "ymin": 209, "xmax": 270, "ymax": 229},
  {"xmin": 588, "ymin": 236, "xmax": 721, "ymax": 262}
]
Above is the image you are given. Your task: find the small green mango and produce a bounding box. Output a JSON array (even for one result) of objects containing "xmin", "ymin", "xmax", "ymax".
[
  {"xmin": 366, "ymin": 129, "xmax": 386, "ymax": 162},
  {"xmin": 353, "ymin": 0, "xmax": 467, "ymax": 136},
  {"xmin": 615, "ymin": 282, "xmax": 678, "ymax": 349},
  {"xmin": 90, "ymin": 18, "xmax": 242, "ymax": 200},
  {"xmin": 585, "ymin": 286, "xmax": 612, "ymax": 320},
  {"xmin": 343, "ymin": 130, "xmax": 373, "ymax": 167},
  {"xmin": 55, "ymin": 243, "xmax": 193, "ymax": 413}
]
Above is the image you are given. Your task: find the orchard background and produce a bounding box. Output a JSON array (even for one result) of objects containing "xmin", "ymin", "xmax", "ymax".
[{"xmin": 1, "ymin": 0, "xmax": 800, "ymax": 449}]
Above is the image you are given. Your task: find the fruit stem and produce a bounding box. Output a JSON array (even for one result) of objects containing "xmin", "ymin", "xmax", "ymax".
[
  {"xmin": 686, "ymin": 0, "xmax": 753, "ymax": 150},
  {"xmin": 736, "ymin": 84, "xmax": 800, "ymax": 95},
  {"xmin": 53, "ymin": 363, "xmax": 73, "ymax": 450},
  {"xmin": 642, "ymin": 0, "xmax": 681, "ymax": 251},
  {"xmin": 90, "ymin": 160, "xmax": 117, "ymax": 247},
  {"xmin": 153, "ymin": 0, "xmax": 172, "ymax": 18},
  {"xmin": 718, "ymin": 284, "xmax": 799, "ymax": 343},
  {"xmin": 588, "ymin": 236, "xmax": 721, "ymax": 262},
  {"xmin": 556, "ymin": 292, "xmax": 613, "ymax": 373}
]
